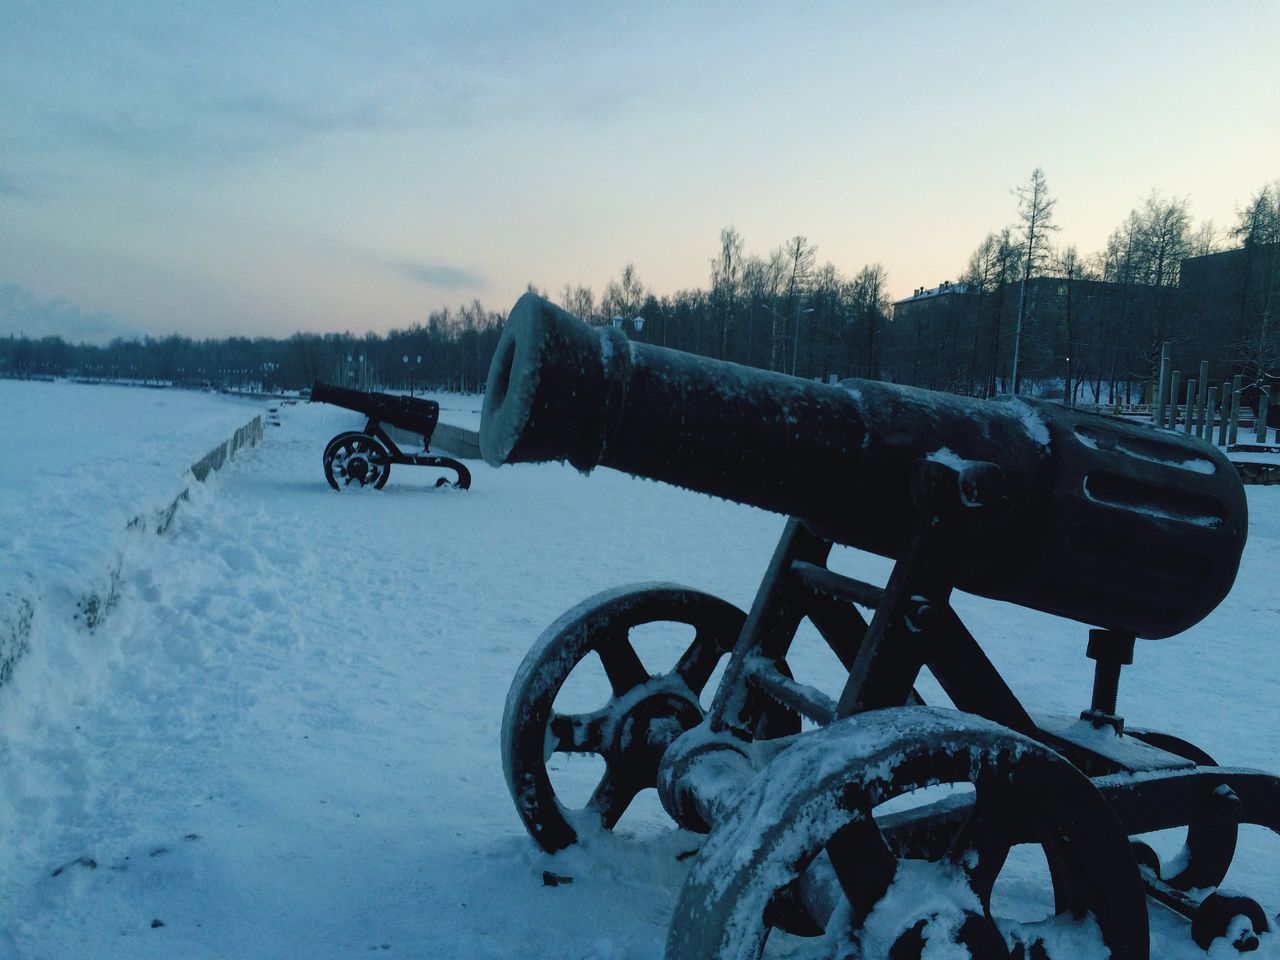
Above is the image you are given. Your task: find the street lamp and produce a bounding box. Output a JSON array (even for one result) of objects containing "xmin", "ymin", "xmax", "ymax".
[
  {"xmin": 611, "ymin": 315, "xmax": 646, "ymax": 335},
  {"xmin": 402, "ymin": 353, "xmax": 422, "ymax": 396},
  {"xmin": 791, "ymin": 306, "xmax": 814, "ymax": 377}
]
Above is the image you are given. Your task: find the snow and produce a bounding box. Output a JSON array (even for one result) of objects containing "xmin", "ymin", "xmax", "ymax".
[
  {"xmin": 1, "ymin": 379, "xmax": 1279, "ymax": 958},
  {"xmin": 1006, "ymin": 398, "xmax": 1051, "ymax": 449},
  {"xmin": 416, "ymin": 392, "xmax": 483, "ymax": 433},
  {"xmin": 0, "ymin": 380, "xmax": 266, "ymax": 681}
]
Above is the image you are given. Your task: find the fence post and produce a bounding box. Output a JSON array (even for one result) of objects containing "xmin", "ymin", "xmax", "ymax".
[
  {"xmin": 1258, "ymin": 391, "xmax": 1271, "ymax": 444},
  {"xmin": 1217, "ymin": 383, "xmax": 1230, "ymax": 445},
  {"xmin": 1184, "ymin": 379, "xmax": 1197, "ymax": 435},
  {"xmin": 1204, "ymin": 386, "xmax": 1218, "ymax": 441},
  {"xmin": 1168, "ymin": 370, "xmax": 1182, "ymax": 430},
  {"xmin": 1154, "ymin": 343, "xmax": 1171, "ymax": 427},
  {"xmin": 1196, "ymin": 360, "xmax": 1210, "ymax": 436},
  {"xmin": 1228, "ymin": 374, "xmax": 1243, "ymax": 446}
]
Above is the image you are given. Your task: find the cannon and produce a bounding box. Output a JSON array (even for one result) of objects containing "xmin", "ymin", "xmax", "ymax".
[
  {"xmin": 310, "ymin": 380, "xmax": 471, "ymax": 490},
  {"xmin": 481, "ymin": 294, "xmax": 1278, "ymax": 958}
]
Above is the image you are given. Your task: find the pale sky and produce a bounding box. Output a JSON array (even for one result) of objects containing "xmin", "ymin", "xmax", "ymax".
[{"xmin": 2, "ymin": 1, "xmax": 1277, "ymax": 344}]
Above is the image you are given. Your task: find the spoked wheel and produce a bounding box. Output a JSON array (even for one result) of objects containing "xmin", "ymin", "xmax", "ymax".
[
  {"xmin": 323, "ymin": 432, "xmax": 391, "ymax": 490},
  {"xmin": 502, "ymin": 583, "xmax": 747, "ymax": 853},
  {"xmin": 668, "ymin": 707, "xmax": 1149, "ymax": 960}
]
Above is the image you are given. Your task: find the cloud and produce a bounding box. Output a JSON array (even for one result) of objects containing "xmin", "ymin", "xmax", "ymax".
[
  {"xmin": 55, "ymin": 87, "xmax": 398, "ymax": 166},
  {"xmin": 0, "ymin": 284, "xmax": 144, "ymax": 345},
  {"xmin": 389, "ymin": 260, "xmax": 486, "ymax": 291}
]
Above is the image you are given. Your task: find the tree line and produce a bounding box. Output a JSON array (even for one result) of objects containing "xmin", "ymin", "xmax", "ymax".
[
  {"xmin": 887, "ymin": 174, "xmax": 1279, "ymax": 406},
  {"xmin": 2, "ymin": 175, "xmax": 1276, "ymax": 406}
]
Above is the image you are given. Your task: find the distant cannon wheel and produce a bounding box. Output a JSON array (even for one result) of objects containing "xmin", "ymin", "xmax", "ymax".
[
  {"xmin": 323, "ymin": 432, "xmax": 391, "ymax": 490},
  {"xmin": 667, "ymin": 708, "xmax": 1149, "ymax": 960},
  {"xmin": 502, "ymin": 584, "xmax": 747, "ymax": 853}
]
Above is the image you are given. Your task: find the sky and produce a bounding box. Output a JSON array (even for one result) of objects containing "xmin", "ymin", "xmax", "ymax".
[{"xmin": 2, "ymin": 1, "xmax": 1278, "ymax": 344}]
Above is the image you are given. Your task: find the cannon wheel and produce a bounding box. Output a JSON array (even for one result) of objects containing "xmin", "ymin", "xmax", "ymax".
[
  {"xmin": 1126, "ymin": 728, "xmax": 1238, "ymax": 891},
  {"xmin": 667, "ymin": 707, "xmax": 1149, "ymax": 960},
  {"xmin": 323, "ymin": 431, "xmax": 391, "ymax": 490},
  {"xmin": 502, "ymin": 583, "xmax": 749, "ymax": 853}
]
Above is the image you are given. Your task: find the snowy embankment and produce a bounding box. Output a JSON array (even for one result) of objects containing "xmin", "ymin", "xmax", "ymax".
[
  {"xmin": 0, "ymin": 380, "xmax": 265, "ymax": 690},
  {"xmin": 0, "ymin": 389, "xmax": 1277, "ymax": 959}
]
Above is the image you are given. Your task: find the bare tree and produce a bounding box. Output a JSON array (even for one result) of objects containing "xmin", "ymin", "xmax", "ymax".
[
  {"xmin": 1137, "ymin": 192, "xmax": 1192, "ymax": 289},
  {"xmin": 602, "ymin": 263, "xmax": 646, "ymax": 325},
  {"xmin": 962, "ymin": 229, "xmax": 1021, "ymax": 396},
  {"xmin": 774, "ymin": 235, "xmax": 816, "ymax": 373},
  {"xmin": 1190, "ymin": 219, "xmax": 1221, "ymax": 257},
  {"xmin": 559, "ymin": 283, "xmax": 597, "ymax": 324},
  {"xmin": 848, "ymin": 263, "xmax": 889, "ymax": 380},
  {"xmin": 1010, "ymin": 168, "xmax": 1059, "ymax": 393},
  {"xmin": 1055, "ymin": 245, "xmax": 1083, "ymax": 404},
  {"xmin": 710, "ymin": 226, "xmax": 744, "ymax": 360},
  {"xmin": 741, "ymin": 252, "xmax": 783, "ymax": 366},
  {"xmin": 1229, "ymin": 181, "xmax": 1280, "ymax": 392}
]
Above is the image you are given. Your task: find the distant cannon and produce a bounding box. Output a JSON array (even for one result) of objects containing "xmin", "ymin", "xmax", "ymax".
[
  {"xmin": 310, "ymin": 381, "xmax": 471, "ymax": 490},
  {"xmin": 482, "ymin": 294, "xmax": 1277, "ymax": 958}
]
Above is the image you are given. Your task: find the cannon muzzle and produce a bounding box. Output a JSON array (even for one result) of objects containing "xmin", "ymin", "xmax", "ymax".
[{"xmin": 481, "ymin": 294, "xmax": 1247, "ymax": 638}]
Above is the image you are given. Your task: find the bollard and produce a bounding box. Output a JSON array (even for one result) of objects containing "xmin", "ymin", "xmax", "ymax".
[
  {"xmin": 1205, "ymin": 387, "xmax": 1219, "ymax": 442},
  {"xmin": 1228, "ymin": 374, "xmax": 1243, "ymax": 445},
  {"xmin": 1155, "ymin": 343, "xmax": 1171, "ymax": 428},
  {"xmin": 1197, "ymin": 360, "xmax": 1210, "ymax": 437},
  {"xmin": 1218, "ymin": 383, "xmax": 1231, "ymax": 446}
]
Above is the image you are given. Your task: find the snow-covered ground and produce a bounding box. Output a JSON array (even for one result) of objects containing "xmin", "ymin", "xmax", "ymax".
[
  {"xmin": 0, "ymin": 380, "xmax": 267, "ymax": 679},
  {"xmin": 0, "ymin": 383, "xmax": 1278, "ymax": 959}
]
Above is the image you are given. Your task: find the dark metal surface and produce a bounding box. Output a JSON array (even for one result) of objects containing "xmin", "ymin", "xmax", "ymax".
[
  {"xmin": 323, "ymin": 431, "xmax": 391, "ymax": 490},
  {"xmin": 666, "ymin": 709, "xmax": 1150, "ymax": 960},
  {"xmin": 312, "ymin": 380, "xmax": 441, "ymax": 440},
  {"xmin": 311, "ymin": 380, "xmax": 471, "ymax": 489},
  {"xmin": 480, "ymin": 294, "xmax": 1246, "ymax": 639},
  {"xmin": 500, "ymin": 584, "xmax": 745, "ymax": 852},
  {"xmin": 482, "ymin": 294, "xmax": 1275, "ymax": 957}
]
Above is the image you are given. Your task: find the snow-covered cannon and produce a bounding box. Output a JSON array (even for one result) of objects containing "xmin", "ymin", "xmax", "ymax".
[
  {"xmin": 482, "ymin": 294, "xmax": 1278, "ymax": 958},
  {"xmin": 310, "ymin": 380, "xmax": 471, "ymax": 490}
]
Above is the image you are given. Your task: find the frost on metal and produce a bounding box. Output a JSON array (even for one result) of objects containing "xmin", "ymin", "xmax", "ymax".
[
  {"xmin": 663, "ymin": 708, "xmax": 1131, "ymax": 960},
  {"xmin": 1006, "ymin": 398, "xmax": 1052, "ymax": 451}
]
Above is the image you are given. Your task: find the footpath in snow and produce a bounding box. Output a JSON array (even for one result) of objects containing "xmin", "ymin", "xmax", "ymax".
[{"xmin": 0, "ymin": 390, "xmax": 1277, "ymax": 959}]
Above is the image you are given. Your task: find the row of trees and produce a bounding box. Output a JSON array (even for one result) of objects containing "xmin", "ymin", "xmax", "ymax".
[
  {"xmin": 0, "ymin": 234, "xmax": 898, "ymax": 393},
  {"xmin": 2, "ymin": 176, "xmax": 1276, "ymax": 406},
  {"xmin": 881, "ymin": 174, "xmax": 1279, "ymax": 405},
  {"xmin": 556, "ymin": 233, "xmax": 892, "ymax": 383}
]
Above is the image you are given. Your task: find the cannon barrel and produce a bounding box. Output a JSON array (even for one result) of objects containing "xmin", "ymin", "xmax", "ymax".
[
  {"xmin": 311, "ymin": 380, "xmax": 440, "ymax": 438},
  {"xmin": 480, "ymin": 294, "xmax": 1247, "ymax": 638}
]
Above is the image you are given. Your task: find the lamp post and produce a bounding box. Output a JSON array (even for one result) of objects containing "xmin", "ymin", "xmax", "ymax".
[
  {"xmin": 402, "ymin": 354, "xmax": 422, "ymax": 396},
  {"xmin": 610, "ymin": 315, "xmax": 646, "ymax": 336},
  {"xmin": 791, "ymin": 306, "xmax": 814, "ymax": 378}
]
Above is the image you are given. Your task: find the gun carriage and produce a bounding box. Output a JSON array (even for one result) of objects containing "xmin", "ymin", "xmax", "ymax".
[
  {"xmin": 481, "ymin": 294, "xmax": 1278, "ymax": 959},
  {"xmin": 310, "ymin": 380, "xmax": 471, "ymax": 491}
]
